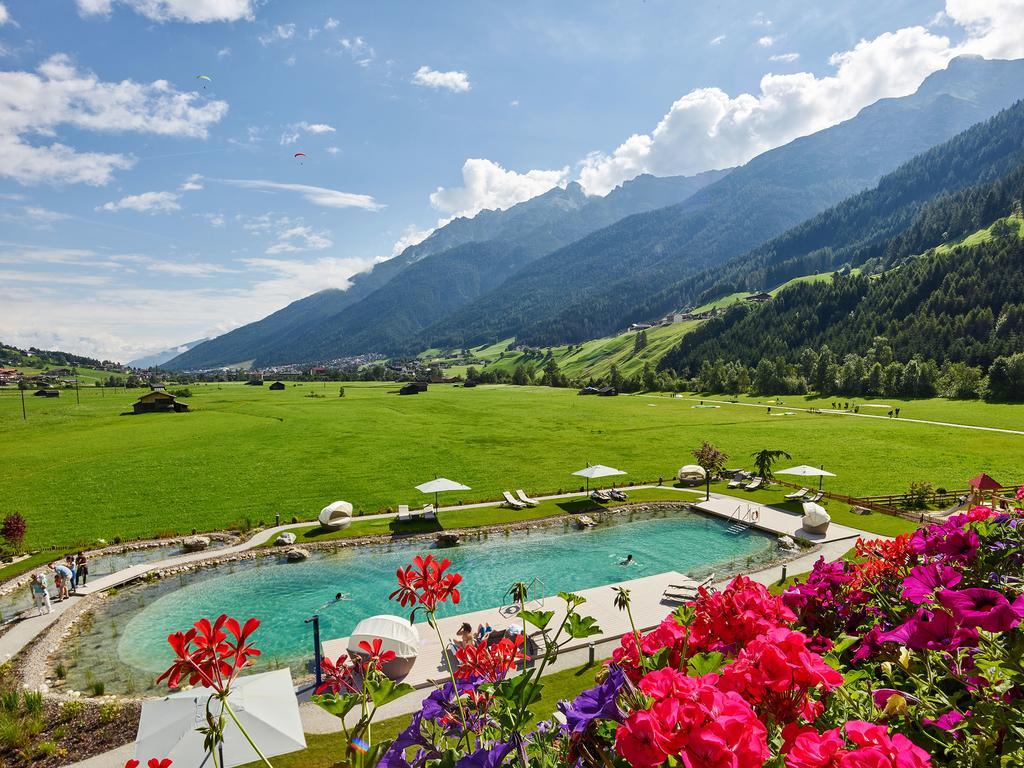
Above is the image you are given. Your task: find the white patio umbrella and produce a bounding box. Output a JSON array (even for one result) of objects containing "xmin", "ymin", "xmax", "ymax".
[
  {"xmin": 776, "ymin": 464, "xmax": 836, "ymax": 490},
  {"xmin": 416, "ymin": 477, "xmax": 471, "ymax": 509},
  {"xmin": 572, "ymin": 464, "xmax": 627, "ymax": 492},
  {"xmin": 318, "ymin": 500, "xmax": 353, "ymax": 530},
  {"xmin": 135, "ymin": 669, "xmax": 305, "ymax": 768}
]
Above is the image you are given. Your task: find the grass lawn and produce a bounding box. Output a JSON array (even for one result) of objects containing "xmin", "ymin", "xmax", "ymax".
[
  {"xmin": 240, "ymin": 661, "xmax": 601, "ymax": 768},
  {"xmin": 1, "ymin": 382, "xmax": 1020, "ymax": 549}
]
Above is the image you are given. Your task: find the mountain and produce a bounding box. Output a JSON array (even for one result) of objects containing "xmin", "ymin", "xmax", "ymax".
[
  {"xmin": 660, "ymin": 159, "xmax": 1024, "ymax": 377},
  {"xmin": 128, "ymin": 338, "xmax": 209, "ymax": 368},
  {"xmin": 417, "ymin": 56, "xmax": 1024, "ymax": 351},
  {"xmin": 167, "ymin": 169, "xmax": 729, "ymax": 368}
]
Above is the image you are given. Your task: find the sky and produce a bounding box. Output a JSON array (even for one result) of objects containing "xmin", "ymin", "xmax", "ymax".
[{"xmin": 0, "ymin": 0, "xmax": 1022, "ymax": 362}]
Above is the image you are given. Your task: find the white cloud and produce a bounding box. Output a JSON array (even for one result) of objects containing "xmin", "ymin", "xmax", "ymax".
[
  {"xmin": 324, "ymin": 17, "xmax": 339, "ymax": 30},
  {"xmin": 339, "ymin": 36, "xmax": 374, "ymax": 67},
  {"xmin": 770, "ymin": 52, "xmax": 800, "ymax": 62},
  {"xmin": 0, "ymin": 206, "xmax": 72, "ymax": 223},
  {"xmin": 279, "ymin": 121, "xmax": 336, "ymax": 145},
  {"xmin": 265, "ymin": 224, "xmax": 332, "ymax": 254},
  {"xmin": 325, "ymin": 146, "xmax": 340, "ymax": 155},
  {"xmin": 758, "ymin": 35, "xmax": 775, "ymax": 47},
  {"xmin": 199, "ymin": 212, "xmax": 225, "ymax": 227},
  {"xmin": 412, "ymin": 65, "xmax": 471, "ymax": 92},
  {"xmin": 577, "ymin": 1, "xmax": 1024, "ymax": 195},
  {"xmin": 509, "ymin": 99, "xmax": 520, "ymax": 108},
  {"xmin": 259, "ymin": 22, "xmax": 295, "ymax": 45},
  {"xmin": 752, "ymin": 12, "xmax": 772, "ymax": 27},
  {"xmin": 217, "ymin": 46, "xmax": 231, "ymax": 58},
  {"xmin": 101, "ymin": 190, "xmax": 181, "ymax": 213},
  {"xmin": 0, "ymin": 3, "xmax": 11, "ymax": 25},
  {"xmin": 76, "ymin": 0, "xmax": 254, "ymax": 23},
  {"xmin": 391, "ymin": 225, "xmax": 433, "ymax": 256},
  {"xmin": 221, "ymin": 179, "xmax": 383, "ymax": 211},
  {"xmin": 429, "ymin": 158, "xmax": 569, "ymax": 220},
  {"xmin": 0, "ymin": 54, "xmax": 228, "ymax": 186},
  {"xmin": 179, "ymin": 172, "xmax": 204, "ymax": 191},
  {"xmin": 709, "ymin": 34, "xmax": 726, "ymax": 45}
]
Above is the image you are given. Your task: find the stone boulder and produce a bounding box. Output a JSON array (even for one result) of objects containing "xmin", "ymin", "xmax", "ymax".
[
  {"xmin": 576, "ymin": 515, "xmax": 597, "ymax": 529},
  {"xmin": 182, "ymin": 536, "xmax": 210, "ymax": 552},
  {"xmin": 275, "ymin": 532, "xmax": 297, "ymax": 546},
  {"xmin": 285, "ymin": 547, "xmax": 309, "ymax": 562}
]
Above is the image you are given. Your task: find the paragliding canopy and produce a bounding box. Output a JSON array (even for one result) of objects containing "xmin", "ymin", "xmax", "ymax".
[
  {"xmin": 196, "ymin": 75, "xmax": 212, "ymax": 82},
  {"xmin": 293, "ymin": 152, "xmax": 307, "ymax": 158}
]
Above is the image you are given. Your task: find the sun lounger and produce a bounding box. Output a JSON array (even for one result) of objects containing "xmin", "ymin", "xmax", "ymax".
[
  {"xmin": 609, "ymin": 489, "xmax": 628, "ymax": 501},
  {"xmin": 591, "ymin": 489, "xmax": 611, "ymax": 502},
  {"xmin": 745, "ymin": 477, "xmax": 763, "ymax": 491},
  {"xmin": 397, "ymin": 505, "xmax": 411, "ymax": 522},
  {"xmin": 667, "ymin": 574, "xmax": 715, "ymax": 592},
  {"xmin": 516, "ymin": 489, "xmax": 539, "ymax": 506},
  {"xmin": 502, "ymin": 491, "xmax": 527, "ymax": 509},
  {"xmin": 785, "ymin": 487, "xmax": 809, "ymax": 500},
  {"xmin": 422, "ymin": 504, "xmax": 437, "ymax": 520},
  {"xmin": 727, "ymin": 477, "xmax": 743, "ymax": 488},
  {"xmin": 805, "ymin": 491, "xmax": 824, "ymax": 503}
]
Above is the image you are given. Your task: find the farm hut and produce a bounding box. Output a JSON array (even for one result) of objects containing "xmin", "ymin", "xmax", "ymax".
[
  {"xmin": 597, "ymin": 386, "xmax": 617, "ymax": 397},
  {"xmin": 34, "ymin": 389, "xmax": 60, "ymax": 398},
  {"xmin": 399, "ymin": 382, "xmax": 428, "ymax": 395},
  {"xmin": 318, "ymin": 500, "xmax": 353, "ymax": 530},
  {"xmin": 132, "ymin": 390, "xmax": 189, "ymax": 414},
  {"xmin": 462, "ymin": 381, "xmax": 478, "ymax": 388},
  {"xmin": 269, "ymin": 381, "xmax": 286, "ymax": 391},
  {"xmin": 245, "ymin": 379, "xmax": 264, "ymax": 386},
  {"xmin": 677, "ymin": 464, "xmax": 707, "ymax": 484},
  {"xmin": 348, "ymin": 615, "xmax": 419, "ymax": 679}
]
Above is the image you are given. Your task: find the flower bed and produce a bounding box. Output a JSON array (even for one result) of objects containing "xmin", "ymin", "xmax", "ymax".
[{"xmin": 132, "ymin": 492, "xmax": 1024, "ymax": 768}]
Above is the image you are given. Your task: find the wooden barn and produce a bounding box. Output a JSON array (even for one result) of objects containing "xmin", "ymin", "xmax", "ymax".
[
  {"xmin": 399, "ymin": 382, "xmax": 429, "ymax": 395},
  {"xmin": 132, "ymin": 390, "xmax": 189, "ymax": 414},
  {"xmin": 269, "ymin": 381, "xmax": 286, "ymax": 390},
  {"xmin": 33, "ymin": 389, "xmax": 60, "ymax": 398}
]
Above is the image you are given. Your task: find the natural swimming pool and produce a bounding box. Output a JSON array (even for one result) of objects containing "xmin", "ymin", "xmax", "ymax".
[{"xmin": 51, "ymin": 507, "xmax": 783, "ymax": 696}]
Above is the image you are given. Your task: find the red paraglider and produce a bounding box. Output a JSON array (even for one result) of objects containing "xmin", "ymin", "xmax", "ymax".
[{"xmin": 293, "ymin": 152, "xmax": 307, "ymax": 165}]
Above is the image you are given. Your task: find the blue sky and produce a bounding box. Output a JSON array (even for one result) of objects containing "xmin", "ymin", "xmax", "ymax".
[{"xmin": 0, "ymin": 0, "xmax": 1019, "ymax": 361}]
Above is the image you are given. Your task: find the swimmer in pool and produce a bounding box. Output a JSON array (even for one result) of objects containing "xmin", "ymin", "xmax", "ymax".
[{"xmin": 620, "ymin": 554, "xmax": 634, "ymax": 566}]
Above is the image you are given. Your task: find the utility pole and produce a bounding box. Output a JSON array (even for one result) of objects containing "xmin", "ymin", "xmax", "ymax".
[
  {"xmin": 73, "ymin": 368, "xmax": 80, "ymax": 405},
  {"xmin": 20, "ymin": 386, "xmax": 26, "ymax": 421}
]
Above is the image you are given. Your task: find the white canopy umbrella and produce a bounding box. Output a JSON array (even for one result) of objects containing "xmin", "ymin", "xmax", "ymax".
[
  {"xmin": 135, "ymin": 669, "xmax": 305, "ymax": 768},
  {"xmin": 415, "ymin": 477, "xmax": 471, "ymax": 509},
  {"xmin": 318, "ymin": 500, "xmax": 353, "ymax": 530},
  {"xmin": 801, "ymin": 501, "xmax": 832, "ymax": 534},
  {"xmin": 572, "ymin": 464, "xmax": 627, "ymax": 492},
  {"xmin": 776, "ymin": 464, "xmax": 836, "ymax": 490},
  {"xmin": 677, "ymin": 464, "xmax": 708, "ymax": 483}
]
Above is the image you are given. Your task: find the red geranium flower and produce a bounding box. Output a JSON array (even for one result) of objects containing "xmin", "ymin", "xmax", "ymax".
[
  {"xmin": 317, "ymin": 653, "xmax": 358, "ymax": 695},
  {"xmin": 358, "ymin": 637, "xmax": 398, "ymax": 672},
  {"xmin": 455, "ymin": 634, "xmax": 525, "ymax": 682},
  {"xmin": 156, "ymin": 614, "xmax": 261, "ymax": 694},
  {"xmin": 125, "ymin": 760, "xmax": 172, "ymax": 768},
  {"xmin": 389, "ymin": 554, "xmax": 462, "ymax": 614}
]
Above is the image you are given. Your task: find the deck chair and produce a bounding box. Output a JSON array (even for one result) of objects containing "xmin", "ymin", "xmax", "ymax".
[
  {"xmin": 422, "ymin": 504, "xmax": 437, "ymax": 520},
  {"xmin": 805, "ymin": 491, "xmax": 824, "ymax": 503},
  {"xmin": 667, "ymin": 574, "xmax": 715, "ymax": 593},
  {"xmin": 745, "ymin": 477, "xmax": 763, "ymax": 491},
  {"xmin": 591, "ymin": 489, "xmax": 611, "ymax": 502},
  {"xmin": 516, "ymin": 489, "xmax": 539, "ymax": 506},
  {"xmin": 785, "ymin": 487, "xmax": 809, "ymax": 500},
  {"xmin": 727, "ymin": 477, "xmax": 743, "ymax": 488},
  {"xmin": 502, "ymin": 491, "xmax": 527, "ymax": 509},
  {"xmin": 609, "ymin": 488, "xmax": 628, "ymax": 501},
  {"xmin": 397, "ymin": 504, "xmax": 411, "ymax": 521}
]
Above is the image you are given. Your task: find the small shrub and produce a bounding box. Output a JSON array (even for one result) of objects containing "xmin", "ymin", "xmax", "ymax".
[
  {"xmin": 34, "ymin": 740, "xmax": 62, "ymax": 759},
  {"xmin": 936, "ymin": 486, "xmax": 948, "ymax": 495},
  {"xmin": 0, "ymin": 513, "xmax": 26, "ymax": 552},
  {"xmin": 98, "ymin": 700, "xmax": 121, "ymax": 724},
  {"xmin": 0, "ymin": 689, "xmax": 17, "ymax": 712},
  {"xmin": 0, "ymin": 716, "xmax": 27, "ymax": 750},
  {"xmin": 55, "ymin": 662, "xmax": 66, "ymax": 679},
  {"xmin": 905, "ymin": 480, "xmax": 935, "ymax": 509},
  {"xmin": 58, "ymin": 699, "xmax": 83, "ymax": 722},
  {"xmin": 291, "ymin": 516, "xmax": 298, "ymax": 524},
  {"xmin": 90, "ymin": 680, "xmax": 106, "ymax": 697}
]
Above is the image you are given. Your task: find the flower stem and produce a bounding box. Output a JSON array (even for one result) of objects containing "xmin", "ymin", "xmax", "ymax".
[{"xmin": 224, "ymin": 699, "xmax": 275, "ymax": 767}]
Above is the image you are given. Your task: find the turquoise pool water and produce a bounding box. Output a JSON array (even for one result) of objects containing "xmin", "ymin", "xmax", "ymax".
[{"xmin": 53, "ymin": 508, "xmax": 780, "ymax": 695}]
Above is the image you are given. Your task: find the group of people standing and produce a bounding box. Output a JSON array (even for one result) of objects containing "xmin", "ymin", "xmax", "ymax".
[{"xmin": 28, "ymin": 553, "xmax": 88, "ymax": 616}]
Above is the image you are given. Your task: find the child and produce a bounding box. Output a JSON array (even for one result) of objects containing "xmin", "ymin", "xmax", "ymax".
[
  {"xmin": 31, "ymin": 572, "xmax": 52, "ymax": 615},
  {"xmin": 76, "ymin": 553, "xmax": 89, "ymax": 586}
]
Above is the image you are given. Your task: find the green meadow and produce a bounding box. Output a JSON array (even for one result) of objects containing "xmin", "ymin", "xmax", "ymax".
[{"xmin": 1, "ymin": 382, "xmax": 1022, "ymax": 550}]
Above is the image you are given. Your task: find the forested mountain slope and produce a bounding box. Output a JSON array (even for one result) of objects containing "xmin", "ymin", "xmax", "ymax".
[{"xmin": 416, "ymin": 56, "xmax": 1024, "ymax": 351}]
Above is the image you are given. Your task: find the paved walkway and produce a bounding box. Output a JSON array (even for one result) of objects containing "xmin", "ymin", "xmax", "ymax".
[
  {"xmin": 669, "ymin": 395, "xmax": 1024, "ymax": 436},
  {"xmin": 690, "ymin": 496, "xmax": 864, "ymax": 544}
]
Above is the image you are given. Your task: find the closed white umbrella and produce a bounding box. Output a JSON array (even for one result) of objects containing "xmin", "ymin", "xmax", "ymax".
[
  {"xmin": 318, "ymin": 500, "xmax": 353, "ymax": 530},
  {"xmin": 776, "ymin": 464, "xmax": 836, "ymax": 490},
  {"xmin": 415, "ymin": 477, "xmax": 471, "ymax": 509},
  {"xmin": 135, "ymin": 669, "xmax": 305, "ymax": 768},
  {"xmin": 348, "ymin": 614, "xmax": 420, "ymax": 679},
  {"xmin": 572, "ymin": 464, "xmax": 627, "ymax": 492}
]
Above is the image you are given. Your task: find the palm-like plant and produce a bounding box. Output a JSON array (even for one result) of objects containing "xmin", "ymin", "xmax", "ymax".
[{"xmin": 750, "ymin": 448, "xmax": 792, "ymax": 483}]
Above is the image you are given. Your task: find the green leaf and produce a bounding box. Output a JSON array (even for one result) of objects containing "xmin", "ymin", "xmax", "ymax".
[
  {"xmin": 565, "ymin": 613, "xmax": 602, "ymax": 639},
  {"xmin": 367, "ymin": 676, "xmax": 416, "ymax": 708},
  {"xmin": 520, "ymin": 609, "xmax": 555, "ymax": 631},
  {"xmin": 558, "ymin": 591, "xmax": 586, "ymax": 609},
  {"xmin": 687, "ymin": 652, "xmax": 725, "ymax": 676},
  {"xmin": 311, "ymin": 692, "xmax": 360, "ymax": 719}
]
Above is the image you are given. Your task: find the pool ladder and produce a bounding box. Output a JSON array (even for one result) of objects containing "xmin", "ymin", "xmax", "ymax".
[
  {"xmin": 726, "ymin": 505, "xmax": 757, "ymax": 535},
  {"xmin": 506, "ymin": 577, "xmax": 546, "ymax": 608}
]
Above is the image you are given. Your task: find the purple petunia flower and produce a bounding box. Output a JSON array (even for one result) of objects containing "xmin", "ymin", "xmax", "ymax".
[
  {"xmin": 937, "ymin": 588, "xmax": 1022, "ymax": 633},
  {"xmin": 557, "ymin": 664, "xmax": 626, "ymax": 734},
  {"xmin": 923, "ymin": 708, "xmax": 968, "ymax": 736},
  {"xmin": 454, "ymin": 741, "xmax": 514, "ymax": 768},
  {"xmin": 901, "ymin": 564, "xmax": 962, "ymax": 605},
  {"xmin": 878, "ymin": 607, "xmax": 979, "ymax": 651}
]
